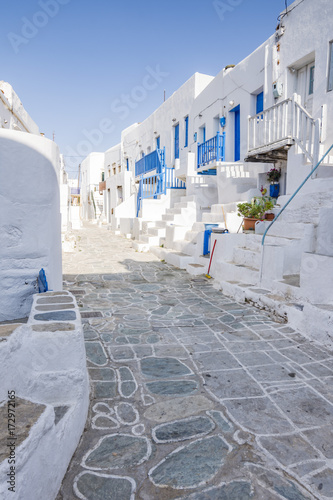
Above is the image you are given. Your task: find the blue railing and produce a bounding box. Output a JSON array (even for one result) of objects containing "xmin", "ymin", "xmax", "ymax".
[
  {"xmin": 197, "ymin": 131, "xmax": 226, "ymax": 169},
  {"xmin": 165, "ymin": 167, "xmax": 186, "ymax": 189},
  {"xmin": 135, "ymin": 148, "xmax": 165, "ymax": 177},
  {"xmin": 136, "ymin": 167, "xmax": 186, "ymax": 217}
]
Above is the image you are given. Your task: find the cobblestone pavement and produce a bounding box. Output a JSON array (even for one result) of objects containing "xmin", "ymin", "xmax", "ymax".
[{"xmin": 56, "ymin": 222, "xmax": 333, "ymax": 500}]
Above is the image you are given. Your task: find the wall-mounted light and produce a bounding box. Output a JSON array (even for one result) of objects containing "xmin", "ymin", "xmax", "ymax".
[
  {"xmin": 154, "ymin": 131, "xmax": 157, "ymax": 134},
  {"xmin": 4, "ymin": 120, "xmax": 8, "ymax": 124},
  {"xmin": 199, "ymin": 113, "xmax": 202, "ymax": 118},
  {"xmin": 289, "ymin": 67, "xmax": 296, "ymax": 73},
  {"xmin": 229, "ymin": 100, "xmax": 235, "ymax": 107},
  {"xmin": 172, "ymin": 118, "xmax": 177, "ymax": 122}
]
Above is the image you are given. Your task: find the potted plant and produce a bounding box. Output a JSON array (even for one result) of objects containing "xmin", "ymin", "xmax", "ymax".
[
  {"xmin": 237, "ymin": 196, "xmax": 274, "ymax": 230},
  {"xmin": 267, "ymin": 167, "xmax": 281, "ymax": 198}
]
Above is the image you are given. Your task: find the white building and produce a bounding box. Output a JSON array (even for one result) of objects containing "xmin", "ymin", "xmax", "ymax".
[
  {"xmin": 80, "ymin": 152, "xmax": 105, "ymax": 220},
  {"xmin": 0, "ymin": 82, "xmax": 63, "ymax": 321},
  {"xmin": 79, "ymin": 0, "xmax": 333, "ymax": 344}
]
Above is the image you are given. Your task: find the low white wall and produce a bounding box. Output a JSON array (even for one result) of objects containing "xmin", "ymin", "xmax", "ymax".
[
  {"xmin": 0, "ymin": 129, "xmax": 62, "ymax": 321},
  {"xmin": 0, "ymin": 291, "xmax": 89, "ymax": 500}
]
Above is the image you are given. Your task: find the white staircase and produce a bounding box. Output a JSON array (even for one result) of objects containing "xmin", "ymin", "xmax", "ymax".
[
  {"xmin": 133, "ymin": 195, "xmax": 198, "ymax": 253},
  {"xmin": 209, "ymin": 180, "xmax": 333, "ymax": 346}
]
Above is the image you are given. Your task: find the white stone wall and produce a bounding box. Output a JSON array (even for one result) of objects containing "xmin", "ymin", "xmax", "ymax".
[{"xmin": 0, "ymin": 129, "xmax": 62, "ymax": 321}]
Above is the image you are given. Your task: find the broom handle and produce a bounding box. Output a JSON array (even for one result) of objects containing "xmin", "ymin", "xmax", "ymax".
[{"xmin": 207, "ymin": 239, "xmax": 217, "ymax": 276}]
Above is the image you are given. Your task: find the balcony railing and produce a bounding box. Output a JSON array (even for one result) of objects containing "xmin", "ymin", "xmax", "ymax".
[
  {"xmin": 197, "ymin": 131, "xmax": 226, "ymax": 169},
  {"xmin": 135, "ymin": 147, "xmax": 165, "ymax": 177},
  {"xmin": 248, "ymin": 94, "xmax": 320, "ymax": 166}
]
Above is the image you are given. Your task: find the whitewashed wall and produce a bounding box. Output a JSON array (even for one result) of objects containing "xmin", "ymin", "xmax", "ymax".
[{"xmin": 0, "ymin": 129, "xmax": 62, "ymax": 321}]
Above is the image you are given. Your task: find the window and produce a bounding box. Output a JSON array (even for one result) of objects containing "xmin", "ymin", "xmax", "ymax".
[
  {"xmin": 309, "ymin": 65, "xmax": 315, "ymax": 95},
  {"xmin": 101, "ymin": 172, "xmax": 104, "ymax": 182},
  {"xmin": 184, "ymin": 116, "xmax": 189, "ymax": 148},
  {"xmin": 156, "ymin": 136, "xmax": 160, "ymax": 149},
  {"xmin": 126, "ymin": 158, "xmax": 129, "ymax": 171},
  {"xmin": 328, "ymin": 41, "xmax": 333, "ymax": 92},
  {"xmin": 118, "ymin": 165, "xmax": 121, "ymax": 173}
]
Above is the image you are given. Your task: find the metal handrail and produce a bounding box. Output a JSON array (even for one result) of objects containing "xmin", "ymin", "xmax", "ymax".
[{"xmin": 259, "ymin": 143, "xmax": 333, "ymax": 282}]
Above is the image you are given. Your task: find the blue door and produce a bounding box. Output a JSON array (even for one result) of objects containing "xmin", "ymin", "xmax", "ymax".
[
  {"xmin": 156, "ymin": 136, "xmax": 160, "ymax": 150},
  {"xmin": 174, "ymin": 124, "xmax": 179, "ymax": 159},
  {"xmin": 230, "ymin": 105, "xmax": 240, "ymax": 162},
  {"xmin": 256, "ymin": 92, "xmax": 264, "ymax": 114}
]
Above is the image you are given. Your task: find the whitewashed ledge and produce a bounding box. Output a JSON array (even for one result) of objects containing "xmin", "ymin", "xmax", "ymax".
[{"xmin": 0, "ymin": 291, "xmax": 89, "ymax": 500}]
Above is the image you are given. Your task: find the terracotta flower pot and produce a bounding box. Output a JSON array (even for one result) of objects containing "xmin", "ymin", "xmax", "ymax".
[
  {"xmin": 243, "ymin": 217, "xmax": 259, "ymax": 230},
  {"xmin": 265, "ymin": 213, "xmax": 275, "ymax": 221}
]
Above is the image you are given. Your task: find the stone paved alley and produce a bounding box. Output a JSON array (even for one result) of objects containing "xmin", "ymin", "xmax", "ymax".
[{"xmin": 56, "ymin": 223, "xmax": 333, "ymax": 500}]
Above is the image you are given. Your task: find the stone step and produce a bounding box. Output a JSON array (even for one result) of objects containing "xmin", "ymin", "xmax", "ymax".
[
  {"xmin": 192, "ymin": 222, "xmax": 206, "ymax": 232},
  {"xmin": 201, "ymin": 213, "xmax": 227, "ymax": 224},
  {"xmin": 162, "ymin": 213, "xmax": 175, "ymax": 222},
  {"xmin": 216, "ymin": 260, "xmax": 259, "ymax": 285},
  {"xmin": 140, "ymin": 234, "xmax": 162, "ymax": 246},
  {"xmin": 173, "ymin": 239, "xmax": 197, "ymax": 256},
  {"xmin": 132, "ymin": 240, "xmax": 150, "ymax": 252},
  {"xmin": 181, "ymin": 195, "xmax": 196, "ymax": 203},
  {"xmin": 186, "ymin": 263, "xmax": 207, "ymax": 276},
  {"xmin": 148, "ymin": 227, "xmax": 166, "ymax": 237},
  {"xmin": 166, "ymin": 207, "xmax": 182, "ymax": 215},
  {"xmin": 155, "ymin": 220, "xmax": 168, "ymax": 228},
  {"xmin": 185, "ymin": 230, "xmax": 200, "ymax": 242},
  {"xmin": 150, "ymin": 246, "xmax": 168, "ymax": 260},
  {"xmin": 233, "ymin": 247, "xmax": 261, "ymax": 269},
  {"xmin": 165, "ymin": 252, "xmax": 195, "ymax": 269},
  {"xmin": 173, "ymin": 201, "xmax": 196, "ymax": 209}
]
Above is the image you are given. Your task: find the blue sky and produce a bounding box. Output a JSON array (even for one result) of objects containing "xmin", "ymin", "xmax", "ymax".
[{"xmin": 1, "ymin": 0, "xmax": 287, "ymax": 177}]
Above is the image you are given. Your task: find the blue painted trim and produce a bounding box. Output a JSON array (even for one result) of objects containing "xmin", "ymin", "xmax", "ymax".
[
  {"xmin": 174, "ymin": 123, "xmax": 179, "ymax": 159},
  {"xmin": 184, "ymin": 116, "xmax": 189, "ymax": 148},
  {"xmin": 230, "ymin": 105, "xmax": 240, "ymax": 162},
  {"xmin": 256, "ymin": 92, "xmax": 264, "ymax": 114},
  {"xmin": 156, "ymin": 136, "xmax": 160, "ymax": 149},
  {"xmin": 126, "ymin": 158, "xmax": 129, "ymax": 171}
]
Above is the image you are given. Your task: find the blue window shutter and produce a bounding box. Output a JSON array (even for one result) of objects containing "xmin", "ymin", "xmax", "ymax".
[
  {"xmin": 174, "ymin": 124, "xmax": 179, "ymax": 159},
  {"xmin": 202, "ymin": 126, "xmax": 206, "ymax": 143},
  {"xmin": 185, "ymin": 117, "xmax": 189, "ymax": 148},
  {"xmin": 156, "ymin": 136, "xmax": 160, "ymax": 149},
  {"xmin": 126, "ymin": 158, "xmax": 129, "ymax": 171},
  {"xmin": 256, "ymin": 92, "xmax": 264, "ymax": 114}
]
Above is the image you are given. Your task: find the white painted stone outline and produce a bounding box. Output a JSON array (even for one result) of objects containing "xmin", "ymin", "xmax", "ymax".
[
  {"xmin": 148, "ymin": 435, "xmax": 232, "ymax": 490},
  {"xmin": 92, "ymin": 402, "xmax": 114, "ymax": 415},
  {"xmin": 132, "ymin": 424, "xmax": 145, "ymax": 436},
  {"xmin": 81, "ymin": 433, "xmax": 152, "ymax": 471},
  {"xmin": 73, "ymin": 470, "xmax": 136, "ymax": 500},
  {"xmin": 92, "ymin": 414, "xmax": 120, "ymax": 430},
  {"xmin": 152, "ymin": 415, "xmax": 216, "ymax": 444},
  {"xmin": 115, "ymin": 402, "xmax": 140, "ymax": 426},
  {"xmin": 117, "ymin": 366, "xmax": 138, "ymax": 398}
]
